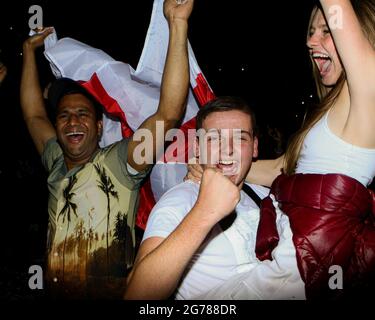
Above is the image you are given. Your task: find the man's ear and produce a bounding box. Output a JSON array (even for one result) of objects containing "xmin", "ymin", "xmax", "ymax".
[
  {"xmin": 252, "ymin": 137, "xmax": 259, "ymax": 158},
  {"xmin": 97, "ymin": 120, "xmax": 103, "ymax": 139},
  {"xmin": 193, "ymin": 137, "xmax": 200, "ymax": 158}
]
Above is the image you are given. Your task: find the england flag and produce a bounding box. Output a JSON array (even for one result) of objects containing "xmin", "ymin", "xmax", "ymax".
[{"xmin": 43, "ymin": 0, "xmax": 215, "ymax": 229}]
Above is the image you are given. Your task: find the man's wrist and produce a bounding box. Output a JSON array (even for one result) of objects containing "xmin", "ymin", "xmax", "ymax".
[
  {"xmin": 23, "ymin": 42, "xmax": 36, "ymax": 53},
  {"xmin": 191, "ymin": 201, "xmax": 221, "ymax": 228},
  {"xmin": 168, "ymin": 17, "xmax": 189, "ymax": 29}
]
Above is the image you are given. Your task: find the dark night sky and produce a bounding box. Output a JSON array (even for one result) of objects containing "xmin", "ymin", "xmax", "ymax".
[{"xmin": 0, "ymin": 0, "xmax": 318, "ymax": 300}]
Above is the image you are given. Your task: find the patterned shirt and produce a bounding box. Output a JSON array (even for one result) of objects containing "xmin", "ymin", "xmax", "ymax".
[{"xmin": 42, "ymin": 138, "xmax": 149, "ymax": 299}]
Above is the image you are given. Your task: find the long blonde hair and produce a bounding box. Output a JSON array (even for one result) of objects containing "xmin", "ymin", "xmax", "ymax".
[{"xmin": 284, "ymin": 0, "xmax": 375, "ymax": 175}]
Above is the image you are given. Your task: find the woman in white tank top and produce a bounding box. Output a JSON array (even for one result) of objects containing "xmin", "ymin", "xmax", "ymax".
[
  {"xmin": 247, "ymin": 0, "xmax": 375, "ymax": 188},
  {"xmin": 245, "ymin": 0, "xmax": 375, "ymax": 299}
]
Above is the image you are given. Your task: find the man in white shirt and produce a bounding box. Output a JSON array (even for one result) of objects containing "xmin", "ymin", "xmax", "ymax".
[{"xmin": 125, "ymin": 97, "xmax": 305, "ymax": 300}]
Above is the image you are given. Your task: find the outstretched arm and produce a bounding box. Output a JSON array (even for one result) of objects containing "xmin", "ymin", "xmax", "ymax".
[
  {"xmin": 246, "ymin": 155, "xmax": 285, "ymax": 187},
  {"xmin": 127, "ymin": 0, "xmax": 193, "ymax": 172},
  {"xmin": 125, "ymin": 169, "xmax": 240, "ymax": 300},
  {"xmin": 21, "ymin": 28, "xmax": 56, "ymax": 155},
  {"xmin": 186, "ymin": 155, "xmax": 284, "ymax": 188}
]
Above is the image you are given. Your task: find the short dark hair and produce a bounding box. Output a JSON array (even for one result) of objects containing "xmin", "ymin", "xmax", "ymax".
[
  {"xmin": 196, "ymin": 96, "xmax": 257, "ymax": 136},
  {"xmin": 48, "ymin": 78, "xmax": 103, "ymax": 121}
]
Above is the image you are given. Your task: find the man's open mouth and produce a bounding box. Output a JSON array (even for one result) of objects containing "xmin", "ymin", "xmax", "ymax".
[
  {"xmin": 65, "ymin": 131, "xmax": 85, "ymax": 143},
  {"xmin": 216, "ymin": 160, "xmax": 239, "ymax": 176}
]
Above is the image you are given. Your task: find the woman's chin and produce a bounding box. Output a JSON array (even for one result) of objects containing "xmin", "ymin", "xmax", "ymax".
[
  {"xmin": 321, "ymin": 72, "xmax": 341, "ymax": 88},
  {"xmin": 322, "ymin": 78, "xmax": 338, "ymax": 88}
]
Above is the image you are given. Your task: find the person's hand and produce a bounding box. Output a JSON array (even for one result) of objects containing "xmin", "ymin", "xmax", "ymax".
[
  {"xmin": 184, "ymin": 161, "xmax": 203, "ymax": 183},
  {"xmin": 23, "ymin": 27, "xmax": 54, "ymax": 52},
  {"xmin": 164, "ymin": 0, "xmax": 194, "ymax": 23},
  {"xmin": 0, "ymin": 63, "xmax": 7, "ymax": 85},
  {"xmin": 194, "ymin": 168, "xmax": 240, "ymax": 225}
]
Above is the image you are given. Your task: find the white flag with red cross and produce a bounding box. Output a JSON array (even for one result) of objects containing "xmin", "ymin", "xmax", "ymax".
[{"xmin": 43, "ymin": 0, "xmax": 215, "ymax": 229}]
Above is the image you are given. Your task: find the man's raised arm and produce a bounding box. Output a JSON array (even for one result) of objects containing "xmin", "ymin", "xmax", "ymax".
[
  {"xmin": 127, "ymin": 0, "xmax": 193, "ymax": 172},
  {"xmin": 21, "ymin": 28, "xmax": 56, "ymax": 155}
]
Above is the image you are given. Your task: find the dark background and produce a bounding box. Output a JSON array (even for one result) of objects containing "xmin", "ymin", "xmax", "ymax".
[{"xmin": 0, "ymin": 0, "xmax": 317, "ymax": 300}]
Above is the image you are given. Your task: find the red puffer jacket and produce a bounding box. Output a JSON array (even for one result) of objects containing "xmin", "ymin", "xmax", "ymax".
[{"xmin": 256, "ymin": 173, "xmax": 375, "ymax": 300}]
